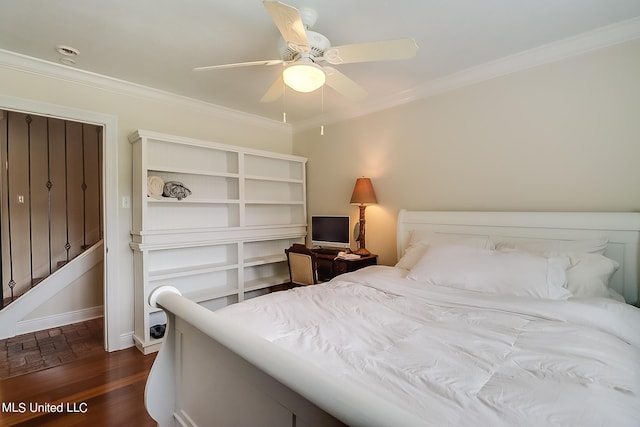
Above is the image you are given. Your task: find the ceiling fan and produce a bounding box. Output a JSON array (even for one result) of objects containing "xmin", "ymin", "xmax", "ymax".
[{"xmin": 194, "ymin": 1, "xmax": 418, "ymax": 102}]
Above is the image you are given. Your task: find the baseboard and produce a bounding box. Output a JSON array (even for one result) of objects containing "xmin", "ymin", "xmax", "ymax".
[
  {"xmin": 118, "ymin": 331, "xmax": 135, "ymax": 350},
  {"xmin": 15, "ymin": 306, "xmax": 103, "ymax": 336}
]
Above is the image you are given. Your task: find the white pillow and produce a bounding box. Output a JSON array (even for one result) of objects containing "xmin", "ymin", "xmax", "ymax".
[
  {"xmin": 407, "ymin": 245, "xmax": 571, "ymax": 300},
  {"xmin": 396, "ymin": 231, "xmax": 492, "ymax": 270},
  {"xmin": 494, "ymin": 238, "xmax": 608, "ymax": 255},
  {"xmin": 395, "ymin": 243, "xmax": 429, "ymax": 270},
  {"xmin": 495, "ymin": 238, "xmax": 618, "ymax": 299},
  {"xmin": 564, "ymin": 253, "xmax": 619, "ymax": 298},
  {"xmin": 607, "ymin": 288, "xmax": 626, "ymax": 303}
]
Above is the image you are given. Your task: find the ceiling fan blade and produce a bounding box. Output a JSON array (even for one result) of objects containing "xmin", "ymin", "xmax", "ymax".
[
  {"xmin": 263, "ymin": 1, "xmax": 309, "ymax": 52},
  {"xmin": 324, "ymin": 67, "xmax": 367, "ymax": 101},
  {"xmin": 323, "ymin": 38, "xmax": 418, "ymax": 65},
  {"xmin": 260, "ymin": 76, "xmax": 285, "ymax": 103},
  {"xmin": 193, "ymin": 59, "xmax": 283, "ymax": 71}
]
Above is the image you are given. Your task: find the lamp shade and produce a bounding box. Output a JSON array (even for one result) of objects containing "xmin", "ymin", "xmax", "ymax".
[
  {"xmin": 350, "ymin": 178, "xmax": 377, "ymax": 205},
  {"xmin": 283, "ymin": 61, "xmax": 326, "ymax": 93}
]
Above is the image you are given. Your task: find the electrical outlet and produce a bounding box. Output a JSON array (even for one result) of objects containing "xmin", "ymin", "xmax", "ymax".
[{"xmin": 17, "ymin": 195, "xmax": 24, "ymax": 204}]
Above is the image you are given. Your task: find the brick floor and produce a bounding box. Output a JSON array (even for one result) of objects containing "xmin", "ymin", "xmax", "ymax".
[{"xmin": 0, "ymin": 317, "xmax": 104, "ymax": 379}]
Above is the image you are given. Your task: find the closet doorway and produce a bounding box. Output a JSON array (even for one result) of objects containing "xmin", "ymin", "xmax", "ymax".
[
  {"xmin": 1, "ymin": 111, "xmax": 103, "ymax": 307},
  {"xmin": 0, "ymin": 96, "xmax": 119, "ymax": 351}
]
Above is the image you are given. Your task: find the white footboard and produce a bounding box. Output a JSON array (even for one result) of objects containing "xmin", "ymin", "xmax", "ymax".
[{"xmin": 145, "ymin": 286, "xmax": 426, "ymax": 427}]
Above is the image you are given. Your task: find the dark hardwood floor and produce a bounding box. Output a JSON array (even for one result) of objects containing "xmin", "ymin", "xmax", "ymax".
[{"xmin": 0, "ymin": 323, "xmax": 156, "ymax": 427}]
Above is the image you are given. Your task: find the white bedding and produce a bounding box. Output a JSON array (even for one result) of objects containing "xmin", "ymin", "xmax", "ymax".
[{"xmin": 218, "ymin": 266, "xmax": 640, "ymax": 426}]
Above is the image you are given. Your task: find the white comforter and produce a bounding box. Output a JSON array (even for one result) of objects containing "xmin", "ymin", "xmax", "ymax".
[{"xmin": 218, "ymin": 266, "xmax": 640, "ymax": 426}]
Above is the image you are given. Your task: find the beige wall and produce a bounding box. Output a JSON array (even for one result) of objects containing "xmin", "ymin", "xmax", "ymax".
[
  {"xmin": 293, "ymin": 40, "xmax": 640, "ymax": 266},
  {"xmin": 0, "ymin": 65, "xmax": 292, "ymax": 344}
]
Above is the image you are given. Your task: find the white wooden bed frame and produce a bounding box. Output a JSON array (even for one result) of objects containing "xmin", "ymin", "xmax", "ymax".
[{"xmin": 145, "ymin": 211, "xmax": 640, "ymax": 426}]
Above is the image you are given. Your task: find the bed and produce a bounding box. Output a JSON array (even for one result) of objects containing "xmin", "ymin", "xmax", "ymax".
[{"xmin": 145, "ymin": 210, "xmax": 640, "ymax": 426}]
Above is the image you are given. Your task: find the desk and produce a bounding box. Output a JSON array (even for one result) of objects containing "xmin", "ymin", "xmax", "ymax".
[{"xmin": 312, "ymin": 251, "xmax": 378, "ymax": 282}]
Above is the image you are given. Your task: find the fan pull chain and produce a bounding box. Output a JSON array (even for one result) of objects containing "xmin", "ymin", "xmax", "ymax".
[
  {"xmin": 320, "ymin": 86, "xmax": 325, "ymax": 136},
  {"xmin": 282, "ymin": 82, "xmax": 287, "ymax": 123}
]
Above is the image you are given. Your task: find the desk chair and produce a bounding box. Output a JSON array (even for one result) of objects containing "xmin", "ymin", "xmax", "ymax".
[{"xmin": 285, "ymin": 244, "xmax": 321, "ymax": 286}]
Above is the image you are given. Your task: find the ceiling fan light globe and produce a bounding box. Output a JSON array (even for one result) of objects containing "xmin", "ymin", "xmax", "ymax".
[{"xmin": 283, "ymin": 63, "xmax": 326, "ymax": 93}]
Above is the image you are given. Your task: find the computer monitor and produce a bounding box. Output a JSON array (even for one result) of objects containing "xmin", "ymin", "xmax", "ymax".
[{"xmin": 311, "ymin": 215, "xmax": 350, "ymax": 249}]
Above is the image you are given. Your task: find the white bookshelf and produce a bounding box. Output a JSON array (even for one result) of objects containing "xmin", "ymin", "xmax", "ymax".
[{"xmin": 129, "ymin": 130, "xmax": 306, "ymax": 353}]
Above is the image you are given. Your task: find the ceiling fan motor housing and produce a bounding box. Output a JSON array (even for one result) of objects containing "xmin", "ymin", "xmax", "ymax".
[{"xmin": 279, "ymin": 30, "xmax": 331, "ymax": 62}]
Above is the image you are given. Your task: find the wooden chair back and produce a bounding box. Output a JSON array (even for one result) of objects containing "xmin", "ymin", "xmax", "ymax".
[{"xmin": 285, "ymin": 244, "xmax": 319, "ymax": 286}]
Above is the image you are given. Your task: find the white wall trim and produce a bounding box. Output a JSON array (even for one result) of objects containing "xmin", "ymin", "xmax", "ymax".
[
  {"xmin": 0, "ymin": 48, "xmax": 291, "ymax": 133},
  {"xmin": 293, "ymin": 16, "xmax": 640, "ymax": 131},
  {"xmin": 15, "ymin": 306, "xmax": 103, "ymax": 336},
  {"xmin": 119, "ymin": 332, "xmax": 135, "ymax": 349}
]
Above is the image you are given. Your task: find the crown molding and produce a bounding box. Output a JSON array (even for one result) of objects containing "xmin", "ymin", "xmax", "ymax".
[
  {"xmin": 293, "ymin": 16, "xmax": 640, "ymax": 132},
  {"xmin": 2, "ymin": 16, "xmax": 639, "ymax": 135},
  {"xmin": 0, "ymin": 48, "xmax": 291, "ymax": 133}
]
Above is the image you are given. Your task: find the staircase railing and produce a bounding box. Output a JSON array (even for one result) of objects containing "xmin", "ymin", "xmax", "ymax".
[{"xmin": 1, "ymin": 111, "xmax": 103, "ymax": 309}]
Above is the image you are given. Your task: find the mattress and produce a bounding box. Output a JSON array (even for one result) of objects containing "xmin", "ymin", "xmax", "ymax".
[{"xmin": 217, "ymin": 265, "xmax": 640, "ymax": 426}]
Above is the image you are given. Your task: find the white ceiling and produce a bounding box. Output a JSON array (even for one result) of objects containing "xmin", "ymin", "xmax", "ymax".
[{"xmin": 2, "ymin": 0, "xmax": 640, "ymax": 126}]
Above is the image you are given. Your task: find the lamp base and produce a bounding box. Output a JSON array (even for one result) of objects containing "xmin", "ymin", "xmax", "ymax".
[{"xmin": 352, "ymin": 247, "xmax": 371, "ymax": 256}]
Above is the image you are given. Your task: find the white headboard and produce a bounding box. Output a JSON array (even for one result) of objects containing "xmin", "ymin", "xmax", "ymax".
[{"xmin": 397, "ymin": 210, "xmax": 640, "ymax": 305}]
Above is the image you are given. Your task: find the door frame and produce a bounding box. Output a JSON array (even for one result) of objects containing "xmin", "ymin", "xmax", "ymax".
[{"xmin": 0, "ymin": 94, "xmax": 120, "ymax": 351}]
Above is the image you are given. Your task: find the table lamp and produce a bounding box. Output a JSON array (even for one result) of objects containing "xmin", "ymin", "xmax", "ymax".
[{"xmin": 350, "ymin": 177, "xmax": 377, "ymax": 256}]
